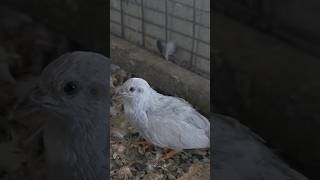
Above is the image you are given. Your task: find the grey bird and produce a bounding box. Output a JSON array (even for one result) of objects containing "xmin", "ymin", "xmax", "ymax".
[
  {"xmin": 156, "ymin": 40, "xmax": 176, "ymax": 61},
  {"xmin": 0, "ymin": 51, "xmax": 110, "ymax": 180},
  {"xmin": 118, "ymin": 77, "xmax": 209, "ymax": 159}
]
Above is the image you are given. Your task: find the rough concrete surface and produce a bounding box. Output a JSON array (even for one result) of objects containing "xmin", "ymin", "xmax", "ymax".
[
  {"xmin": 213, "ymin": 11, "xmax": 319, "ymax": 179},
  {"xmin": 213, "ymin": 0, "xmax": 320, "ymax": 59}
]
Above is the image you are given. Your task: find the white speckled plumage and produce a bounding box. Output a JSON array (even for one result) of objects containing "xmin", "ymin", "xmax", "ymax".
[{"xmin": 119, "ymin": 77, "xmax": 210, "ymax": 150}]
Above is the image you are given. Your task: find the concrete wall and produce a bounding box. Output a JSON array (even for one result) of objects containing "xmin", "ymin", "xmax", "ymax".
[
  {"xmin": 213, "ymin": 0, "xmax": 320, "ymax": 59},
  {"xmin": 213, "ymin": 2, "xmax": 320, "ymax": 178},
  {"xmin": 110, "ymin": 0, "xmax": 210, "ymax": 79},
  {"xmin": 213, "ymin": 11, "xmax": 320, "ymax": 179}
]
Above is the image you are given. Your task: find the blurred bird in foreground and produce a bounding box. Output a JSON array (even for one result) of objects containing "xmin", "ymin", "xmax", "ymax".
[
  {"xmin": 0, "ymin": 51, "xmax": 109, "ymax": 180},
  {"xmin": 118, "ymin": 77, "xmax": 210, "ymax": 160},
  {"xmin": 156, "ymin": 40, "xmax": 176, "ymax": 61}
]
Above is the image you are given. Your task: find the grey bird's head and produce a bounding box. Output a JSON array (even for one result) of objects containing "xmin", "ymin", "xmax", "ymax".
[
  {"xmin": 27, "ymin": 51, "xmax": 110, "ymax": 180},
  {"xmin": 118, "ymin": 78, "xmax": 154, "ymax": 107},
  {"xmin": 30, "ymin": 51, "xmax": 109, "ymax": 118}
]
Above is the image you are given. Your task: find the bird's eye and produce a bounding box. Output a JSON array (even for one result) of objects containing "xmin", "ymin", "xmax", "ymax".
[
  {"xmin": 129, "ymin": 87, "xmax": 135, "ymax": 92},
  {"xmin": 63, "ymin": 81, "xmax": 79, "ymax": 95}
]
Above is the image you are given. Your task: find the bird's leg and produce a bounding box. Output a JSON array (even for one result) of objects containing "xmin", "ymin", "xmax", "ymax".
[
  {"xmin": 160, "ymin": 149, "xmax": 177, "ymax": 160},
  {"xmin": 135, "ymin": 140, "xmax": 154, "ymax": 151}
]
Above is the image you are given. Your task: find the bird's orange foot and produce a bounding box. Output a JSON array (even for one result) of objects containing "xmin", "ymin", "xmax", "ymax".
[
  {"xmin": 160, "ymin": 149, "xmax": 177, "ymax": 160},
  {"xmin": 135, "ymin": 140, "xmax": 154, "ymax": 152}
]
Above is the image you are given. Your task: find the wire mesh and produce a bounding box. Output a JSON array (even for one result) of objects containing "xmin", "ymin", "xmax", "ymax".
[{"xmin": 111, "ymin": 0, "xmax": 210, "ymax": 78}]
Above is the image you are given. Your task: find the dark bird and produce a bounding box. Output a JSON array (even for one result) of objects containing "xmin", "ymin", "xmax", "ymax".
[{"xmin": 0, "ymin": 51, "xmax": 110, "ymax": 180}]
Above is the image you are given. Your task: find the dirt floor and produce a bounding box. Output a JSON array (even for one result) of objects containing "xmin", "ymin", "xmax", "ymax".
[{"xmin": 109, "ymin": 68, "xmax": 210, "ymax": 180}]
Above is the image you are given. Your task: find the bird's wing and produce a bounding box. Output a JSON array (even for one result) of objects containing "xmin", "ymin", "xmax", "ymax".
[
  {"xmin": 146, "ymin": 96, "xmax": 210, "ymax": 149},
  {"xmin": 165, "ymin": 96, "xmax": 210, "ymax": 133},
  {"xmin": 146, "ymin": 110, "xmax": 208, "ymax": 149}
]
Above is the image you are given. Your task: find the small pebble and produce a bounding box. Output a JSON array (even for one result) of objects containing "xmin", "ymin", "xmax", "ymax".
[{"xmin": 117, "ymin": 166, "xmax": 133, "ymax": 179}]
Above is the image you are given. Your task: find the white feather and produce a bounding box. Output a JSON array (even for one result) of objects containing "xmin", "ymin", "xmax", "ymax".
[{"xmin": 120, "ymin": 78, "xmax": 210, "ymax": 150}]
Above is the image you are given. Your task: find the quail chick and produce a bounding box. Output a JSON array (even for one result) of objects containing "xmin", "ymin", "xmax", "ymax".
[{"xmin": 118, "ymin": 78, "xmax": 210, "ymax": 159}]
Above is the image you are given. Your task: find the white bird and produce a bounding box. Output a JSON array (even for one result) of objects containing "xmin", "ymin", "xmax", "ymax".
[
  {"xmin": 118, "ymin": 77, "xmax": 210, "ymax": 159},
  {"xmin": 156, "ymin": 40, "xmax": 176, "ymax": 61}
]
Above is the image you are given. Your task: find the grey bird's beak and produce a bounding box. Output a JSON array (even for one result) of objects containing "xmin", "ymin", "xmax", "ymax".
[
  {"xmin": 8, "ymin": 86, "xmax": 58, "ymax": 121},
  {"xmin": 30, "ymin": 87, "xmax": 59, "ymax": 107}
]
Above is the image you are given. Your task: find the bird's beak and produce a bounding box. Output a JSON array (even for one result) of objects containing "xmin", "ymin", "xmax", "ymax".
[
  {"xmin": 30, "ymin": 87, "xmax": 59, "ymax": 107},
  {"xmin": 115, "ymin": 86, "xmax": 128, "ymax": 97},
  {"xmin": 8, "ymin": 87, "xmax": 59, "ymax": 120}
]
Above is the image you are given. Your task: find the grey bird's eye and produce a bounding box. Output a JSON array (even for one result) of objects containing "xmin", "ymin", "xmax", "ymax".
[
  {"xmin": 63, "ymin": 81, "xmax": 79, "ymax": 95},
  {"xmin": 129, "ymin": 87, "xmax": 135, "ymax": 92}
]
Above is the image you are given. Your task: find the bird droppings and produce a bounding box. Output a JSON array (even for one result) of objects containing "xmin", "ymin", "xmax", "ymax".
[{"xmin": 110, "ymin": 68, "xmax": 210, "ymax": 180}]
